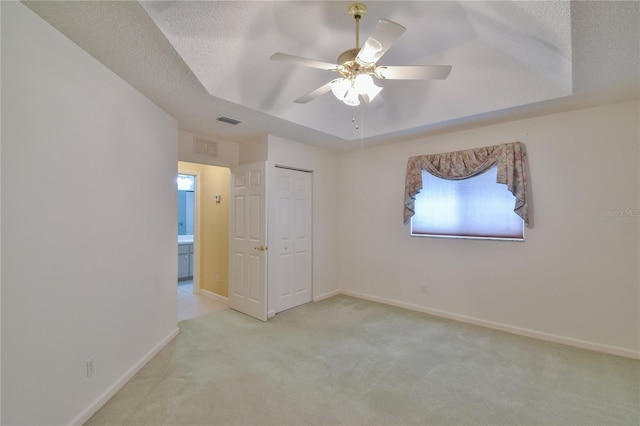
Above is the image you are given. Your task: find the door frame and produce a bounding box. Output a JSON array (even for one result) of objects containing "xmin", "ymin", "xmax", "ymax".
[{"xmin": 178, "ymin": 168, "xmax": 201, "ymax": 293}]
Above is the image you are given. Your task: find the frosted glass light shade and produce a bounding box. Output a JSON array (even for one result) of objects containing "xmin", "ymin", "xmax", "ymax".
[
  {"xmin": 354, "ymin": 74, "xmax": 383, "ymax": 101},
  {"xmin": 330, "ymin": 75, "xmax": 381, "ymax": 106},
  {"xmin": 343, "ymin": 87, "xmax": 360, "ymax": 106},
  {"xmin": 330, "ymin": 78, "xmax": 351, "ymax": 101}
]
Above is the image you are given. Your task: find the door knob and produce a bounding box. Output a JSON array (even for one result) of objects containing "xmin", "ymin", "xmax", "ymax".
[{"xmin": 254, "ymin": 245, "xmax": 268, "ymax": 251}]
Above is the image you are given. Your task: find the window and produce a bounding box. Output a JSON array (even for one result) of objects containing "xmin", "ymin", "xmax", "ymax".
[
  {"xmin": 411, "ymin": 166, "xmax": 524, "ymax": 240},
  {"xmin": 177, "ymin": 174, "xmax": 195, "ymax": 191},
  {"xmin": 403, "ymin": 142, "xmax": 529, "ymax": 241}
]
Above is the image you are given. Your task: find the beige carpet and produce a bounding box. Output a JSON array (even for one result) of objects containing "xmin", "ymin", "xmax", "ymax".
[{"xmin": 87, "ymin": 295, "xmax": 639, "ymax": 425}]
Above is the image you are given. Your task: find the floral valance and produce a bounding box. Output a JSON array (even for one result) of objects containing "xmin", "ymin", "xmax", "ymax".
[{"xmin": 404, "ymin": 141, "xmax": 529, "ymax": 225}]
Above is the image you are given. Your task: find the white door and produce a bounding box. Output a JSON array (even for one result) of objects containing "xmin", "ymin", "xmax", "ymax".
[
  {"xmin": 272, "ymin": 167, "xmax": 312, "ymax": 313},
  {"xmin": 229, "ymin": 162, "xmax": 267, "ymax": 321}
]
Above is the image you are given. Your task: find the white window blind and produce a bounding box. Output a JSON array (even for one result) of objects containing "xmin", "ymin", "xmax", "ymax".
[{"xmin": 411, "ymin": 166, "xmax": 524, "ymax": 240}]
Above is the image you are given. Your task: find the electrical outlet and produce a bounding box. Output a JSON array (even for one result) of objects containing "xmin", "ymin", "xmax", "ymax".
[
  {"xmin": 420, "ymin": 285, "xmax": 427, "ymax": 294},
  {"xmin": 216, "ymin": 273, "xmax": 220, "ymax": 283},
  {"xmin": 86, "ymin": 357, "xmax": 95, "ymax": 378}
]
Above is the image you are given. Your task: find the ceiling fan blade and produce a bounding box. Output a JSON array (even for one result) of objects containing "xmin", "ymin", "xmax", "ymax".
[
  {"xmin": 375, "ymin": 65, "xmax": 452, "ymax": 80},
  {"xmin": 294, "ymin": 81, "xmax": 334, "ymax": 104},
  {"xmin": 270, "ymin": 53, "xmax": 339, "ymax": 71},
  {"xmin": 356, "ymin": 19, "xmax": 406, "ymax": 65}
]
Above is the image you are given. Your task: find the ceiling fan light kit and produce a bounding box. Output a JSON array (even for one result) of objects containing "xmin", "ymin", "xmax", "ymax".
[{"xmin": 270, "ymin": 2, "xmax": 452, "ymax": 107}]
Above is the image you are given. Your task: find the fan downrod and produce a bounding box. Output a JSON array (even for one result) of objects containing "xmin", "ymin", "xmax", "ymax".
[
  {"xmin": 348, "ymin": 3, "xmax": 367, "ymax": 50},
  {"xmin": 337, "ymin": 3, "xmax": 368, "ymax": 68},
  {"xmin": 336, "ymin": 3, "xmax": 376, "ymax": 80}
]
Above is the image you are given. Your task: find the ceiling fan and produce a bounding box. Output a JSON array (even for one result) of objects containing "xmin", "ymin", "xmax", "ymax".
[{"xmin": 270, "ymin": 2, "xmax": 452, "ymax": 106}]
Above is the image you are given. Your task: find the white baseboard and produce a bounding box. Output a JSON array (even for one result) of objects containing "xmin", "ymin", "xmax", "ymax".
[
  {"xmin": 70, "ymin": 327, "xmax": 180, "ymax": 425},
  {"xmin": 199, "ymin": 288, "xmax": 229, "ymax": 303},
  {"xmin": 313, "ymin": 289, "xmax": 341, "ymax": 302},
  {"xmin": 340, "ymin": 290, "xmax": 640, "ymax": 360}
]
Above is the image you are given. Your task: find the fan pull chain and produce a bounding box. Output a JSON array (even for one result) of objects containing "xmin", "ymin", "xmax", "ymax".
[{"xmin": 353, "ymin": 103, "xmax": 362, "ymax": 132}]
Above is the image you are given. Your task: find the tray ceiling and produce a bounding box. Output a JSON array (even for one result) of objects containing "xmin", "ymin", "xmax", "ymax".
[{"xmin": 23, "ymin": 1, "xmax": 640, "ymax": 150}]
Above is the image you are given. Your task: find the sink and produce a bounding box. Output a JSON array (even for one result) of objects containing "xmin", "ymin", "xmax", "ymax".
[{"xmin": 178, "ymin": 234, "xmax": 193, "ymax": 244}]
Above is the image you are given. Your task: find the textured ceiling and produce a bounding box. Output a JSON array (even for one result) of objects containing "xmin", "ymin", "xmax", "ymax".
[
  {"xmin": 141, "ymin": 1, "xmax": 574, "ymax": 141},
  {"xmin": 22, "ymin": 1, "xmax": 640, "ymax": 151}
]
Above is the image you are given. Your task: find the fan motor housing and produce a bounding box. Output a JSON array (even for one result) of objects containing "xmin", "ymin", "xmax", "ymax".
[
  {"xmin": 337, "ymin": 48, "xmax": 377, "ymax": 80},
  {"xmin": 337, "ymin": 48, "xmax": 360, "ymax": 66}
]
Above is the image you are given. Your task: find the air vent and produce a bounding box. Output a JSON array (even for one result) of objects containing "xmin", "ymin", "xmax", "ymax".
[
  {"xmin": 216, "ymin": 116, "xmax": 241, "ymax": 125},
  {"xmin": 193, "ymin": 137, "xmax": 218, "ymax": 157}
]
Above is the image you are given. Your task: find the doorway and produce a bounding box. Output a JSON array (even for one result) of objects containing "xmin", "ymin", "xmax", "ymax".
[
  {"xmin": 177, "ymin": 161, "xmax": 232, "ymax": 320},
  {"xmin": 177, "ymin": 162, "xmax": 231, "ymax": 296},
  {"xmin": 177, "ymin": 172, "xmax": 198, "ymax": 293}
]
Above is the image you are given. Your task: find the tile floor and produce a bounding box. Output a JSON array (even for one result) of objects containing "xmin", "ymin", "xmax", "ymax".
[{"xmin": 177, "ymin": 280, "xmax": 228, "ymax": 321}]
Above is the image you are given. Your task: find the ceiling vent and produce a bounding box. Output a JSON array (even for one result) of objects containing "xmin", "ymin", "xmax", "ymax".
[
  {"xmin": 216, "ymin": 116, "xmax": 241, "ymax": 125},
  {"xmin": 193, "ymin": 137, "xmax": 218, "ymax": 157}
]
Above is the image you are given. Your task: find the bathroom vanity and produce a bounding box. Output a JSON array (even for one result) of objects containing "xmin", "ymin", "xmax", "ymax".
[{"xmin": 178, "ymin": 235, "xmax": 194, "ymax": 281}]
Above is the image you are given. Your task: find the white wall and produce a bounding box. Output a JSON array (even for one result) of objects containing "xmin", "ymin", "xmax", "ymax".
[
  {"xmin": 178, "ymin": 130, "xmax": 239, "ymax": 167},
  {"xmin": 267, "ymin": 136, "xmax": 341, "ymax": 310},
  {"xmin": 337, "ymin": 100, "xmax": 640, "ymax": 357},
  {"xmin": 239, "ymin": 134, "xmax": 268, "ymax": 165},
  {"xmin": 0, "ymin": 2, "xmax": 3, "ymax": 421},
  {"xmin": 0, "ymin": 1, "xmax": 2, "ymax": 423},
  {"xmin": 1, "ymin": 3, "xmax": 179, "ymax": 424}
]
